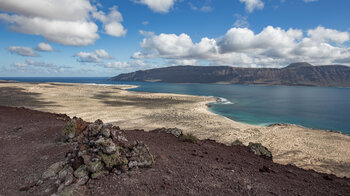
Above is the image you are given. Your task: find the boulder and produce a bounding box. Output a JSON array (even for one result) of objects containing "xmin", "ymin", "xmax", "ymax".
[
  {"xmin": 158, "ymin": 127, "xmax": 183, "ymax": 138},
  {"xmin": 42, "ymin": 161, "xmax": 65, "ymax": 179},
  {"xmin": 61, "ymin": 121, "xmax": 76, "ymax": 141},
  {"xmin": 58, "ymin": 166, "xmax": 72, "ymax": 181},
  {"xmin": 248, "ymin": 142, "xmax": 273, "ymax": 160},
  {"xmin": 110, "ymin": 130, "xmax": 129, "ymax": 147},
  {"xmin": 231, "ymin": 139, "xmax": 244, "ymax": 146},
  {"xmin": 98, "ymin": 150, "xmax": 128, "ymax": 170},
  {"xmin": 101, "ymin": 127, "xmax": 111, "ymax": 138},
  {"xmin": 95, "ymin": 138, "xmax": 116, "ymax": 154},
  {"xmin": 76, "ymin": 176, "xmax": 89, "ymax": 186},
  {"xmin": 87, "ymin": 161, "xmax": 103, "ymax": 173},
  {"xmin": 61, "ymin": 117, "xmax": 87, "ymax": 141},
  {"xmin": 64, "ymin": 173, "xmax": 74, "ymax": 186},
  {"xmin": 88, "ymin": 119, "xmax": 103, "ymax": 136},
  {"xmin": 73, "ymin": 165, "xmax": 88, "ymax": 178},
  {"xmin": 128, "ymin": 141, "xmax": 155, "ymax": 168}
]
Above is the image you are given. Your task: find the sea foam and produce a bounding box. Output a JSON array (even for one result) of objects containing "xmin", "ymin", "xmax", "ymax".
[{"xmin": 215, "ymin": 97, "xmax": 234, "ymax": 105}]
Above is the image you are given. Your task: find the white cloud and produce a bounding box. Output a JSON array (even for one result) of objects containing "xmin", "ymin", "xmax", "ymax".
[
  {"xmin": 166, "ymin": 59, "xmax": 200, "ymax": 66},
  {"xmin": 189, "ymin": 3, "xmax": 198, "ymax": 11},
  {"xmin": 0, "ymin": 0, "xmax": 127, "ymax": 46},
  {"xmin": 74, "ymin": 49, "xmax": 113, "ymax": 63},
  {"xmin": 142, "ymin": 21, "xmax": 149, "ymax": 25},
  {"xmin": 25, "ymin": 59, "xmax": 56, "ymax": 68},
  {"xmin": 0, "ymin": 0, "xmax": 99, "ymax": 46},
  {"xmin": 239, "ymin": 0, "xmax": 264, "ymax": 13},
  {"xmin": 92, "ymin": 6, "xmax": 127, "ymax": 37},
  {"xmin": 104, "ymin": 61, "xmax": 130, "ymax": 68},
  {"xmin": 307, "ymin": 26, "xmax": 349, "ymax": 44},
  {"xmin": 233, "ymin": 14, "xmax": 249, "ymax": 28},
  {"xmin": 189, "ymin": 2, "xmax": 213, "ymax": 13},
  {"xmin": 139, "ymin": 30, "xmax": 155, "ymax": 37},
  {"xmin": 304, "ymin": 0, "xmax": 319, "ymax": 2},
  {"xmin": 7, "ymin": 46, "xmax": 39, "ymax": 57},
  {"xmin": 137, "ymin": 33, "xmax": 194, "ymax": 58},
  {"xmin": 133, "ymin": 26, "xmax": 350, "ymax": 67},
  {"xmin": 13, "ymin": 58, "xmax": 57, "ymax": 68},
  {"xmin": 0, "ymin": 0, "xmax": 93, "ymax": 21},
  {"xmin": 102, "ymin": 60, "xmax": 147, "ymax": 69},
  {"xmin": 200, "ymin": 6, "xmax": 213, "ymax": 12},
  {"xmin": 133, "ymin": 0, "xmax": 176, "ymax": 13},
  {"xmin": 0, "ymin": 14, "xmax": 99, "ymax": 46},
  {"xmin": 35, "ymin": 42, "xmax": 54, "ymax": 52},
  {"xmin": 13, "ymin": 62, "xmax": 27, "ymax": 67},
  {"xmin": 218, "ymin": 26, "xmax": 303, "ymax": 53}
]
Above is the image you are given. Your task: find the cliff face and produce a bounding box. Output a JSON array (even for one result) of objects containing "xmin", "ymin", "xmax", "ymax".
[{"xmin": 109, "ymin": 63, "xmax": 350, "ymax": 87}]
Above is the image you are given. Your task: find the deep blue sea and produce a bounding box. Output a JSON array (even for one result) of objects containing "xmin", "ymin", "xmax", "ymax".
[{"xmin": 2, "ymin": 77, "xmax": 350, "ymax": 134}]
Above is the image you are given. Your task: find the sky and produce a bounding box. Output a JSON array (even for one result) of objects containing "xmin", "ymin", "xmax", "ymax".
[{"xmin": 0, "ymin": 0, "xmax": 349, "ymax": 77}]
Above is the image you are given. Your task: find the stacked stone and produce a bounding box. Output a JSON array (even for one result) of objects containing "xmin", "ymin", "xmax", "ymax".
[{"xmin": 40, "ymin": 118, "xmax": 155, "ymax": 195}]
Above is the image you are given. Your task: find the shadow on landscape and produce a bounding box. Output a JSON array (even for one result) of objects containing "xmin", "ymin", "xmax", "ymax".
[
  {"xmin": 48, "ymin": 83, "xmax": 76, "ymax": 87},
  {"xmin": 92, "ymin": 91, "xmax": 195, "ymax": 109},
  {"xmin": 0, "ymin": 87, "xmax": 59, "ymax": 109}
]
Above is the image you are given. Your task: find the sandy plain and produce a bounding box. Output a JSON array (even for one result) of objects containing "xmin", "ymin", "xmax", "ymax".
[{"xmin": 1, "ymin": 81, "xmax": 350, "ymax": 177}]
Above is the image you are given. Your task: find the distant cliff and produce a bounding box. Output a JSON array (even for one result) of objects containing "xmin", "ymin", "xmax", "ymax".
[{"xmin": 109, "ymin": 62, "xmax": 350, "ymax": 87}]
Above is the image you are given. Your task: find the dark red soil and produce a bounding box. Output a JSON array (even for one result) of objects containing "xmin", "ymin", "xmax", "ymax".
[{"xmin": 1, "ymin": 106, "xmax": 350, "ymax": 196}]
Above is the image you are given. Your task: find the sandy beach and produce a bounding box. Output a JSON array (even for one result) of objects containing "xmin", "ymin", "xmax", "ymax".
[{"xmin": 1, "ymin": 81, "xmax": 350, "ymax": 177}]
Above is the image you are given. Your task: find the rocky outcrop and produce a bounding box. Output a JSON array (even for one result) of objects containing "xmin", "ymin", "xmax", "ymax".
[
  {"xmin": 153, "ymin": 127, "xmax": 184, "ymax": 138},
  {"xmin": 231, "ymin": 139, "xmax": 244, "ymax": 146},
  {"xmin": 37, "ymin": 118, "xmax": 155, "ymax": 195},
  {"xmin": 248, "ymin": 142, "xmax": 273, "ymax": 160}
]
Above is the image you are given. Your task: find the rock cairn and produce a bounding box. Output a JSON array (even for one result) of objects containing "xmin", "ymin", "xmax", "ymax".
[{"xmin": 40, "ymin": 117, "xmax": 155, "ymax": 195}]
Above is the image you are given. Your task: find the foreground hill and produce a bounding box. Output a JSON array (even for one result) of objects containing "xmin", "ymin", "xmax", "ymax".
[
  {"xmin": 1, "ymin": 105, "xmax": 350, "ymax": 195},
  {"xmin": 109, "ymin": 62, "xmax": 350, "ymax": 87}
]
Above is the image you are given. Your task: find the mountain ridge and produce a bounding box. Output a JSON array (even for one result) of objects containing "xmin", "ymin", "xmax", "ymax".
[{"xmin": 109, "ymin": 63, "xmax": 350, "ymax": 87}]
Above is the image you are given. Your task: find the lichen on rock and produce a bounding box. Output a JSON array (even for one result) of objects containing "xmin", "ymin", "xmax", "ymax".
[
  {"xmin": 61, "ymin": 117, "xmax": 88, "ymax": 142},
  {"xmin": 248, "ymin": 142, "xmax": 273, "ymax": 160},
  {"xmin": 155, "ymin": 127, "xmax": 183, "ymax": 138},
  {"xmin": 128, "ymin": 141, "xmax": 155, "ymax": 168}
]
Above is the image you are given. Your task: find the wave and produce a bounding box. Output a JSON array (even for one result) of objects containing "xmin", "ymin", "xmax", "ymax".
[
  {"xmin": 85, "ymin": 83, "xmax": 132, "ymax": 87},
  {"xmin": 215, "ymin": 97, "xmax": 234, "ymax": 105}
]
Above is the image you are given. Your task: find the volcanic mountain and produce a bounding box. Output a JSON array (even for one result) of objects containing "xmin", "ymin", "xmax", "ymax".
[{"xmin": 109, "ymin": 62, "xmax": 350, "ymax": 87}]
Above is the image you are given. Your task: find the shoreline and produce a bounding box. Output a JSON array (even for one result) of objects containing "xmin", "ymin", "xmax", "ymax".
[
  {"xmin": 1, "ymin": 81, "xmax": 350, "ymax": 178},
  {"xmin": 130, "ymin": 87, "xmax": 350, "ymax": 136}
]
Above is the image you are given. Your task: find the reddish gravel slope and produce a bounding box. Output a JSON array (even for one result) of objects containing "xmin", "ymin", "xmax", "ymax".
[{"xmin": 1, "ymin": 106, "xmax": 349, "ymax": 196}]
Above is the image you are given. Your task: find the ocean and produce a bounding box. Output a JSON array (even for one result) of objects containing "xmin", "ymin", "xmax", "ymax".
[{"xmin": 2, "ymin": 77, "xmax": 350, "ymax": 134}]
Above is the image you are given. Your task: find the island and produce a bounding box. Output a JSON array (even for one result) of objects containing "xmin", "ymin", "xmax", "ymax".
[{"xmin": 109, "ymin": 62, "xmax": 350, "ymax": 87}]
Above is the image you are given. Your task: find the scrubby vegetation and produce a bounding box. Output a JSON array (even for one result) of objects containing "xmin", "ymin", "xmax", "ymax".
[{"xmin": 180, "ymin": 133, "xmax": 199, "ymax": 143}]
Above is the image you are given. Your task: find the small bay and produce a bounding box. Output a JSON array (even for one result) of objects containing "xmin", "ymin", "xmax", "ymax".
[{"xmin": 2, "ymin": 77, "xmax": 350, "ymax": 134}]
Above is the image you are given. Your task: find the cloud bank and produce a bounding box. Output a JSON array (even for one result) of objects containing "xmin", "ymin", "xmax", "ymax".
[
  {"xmin": 74, "ymin": 49, "xmax": 113, "ymax": 63},
  {"xmin": 133, "ymin": 26, "xmax": 350, "ymax": 67},
  {"xmin": 7, "ymin": 46, "xmax": 39, "ymax": 57},
  {"xmin": 0, "ymin": 0, "xmax": 126, "ymax": 46}
]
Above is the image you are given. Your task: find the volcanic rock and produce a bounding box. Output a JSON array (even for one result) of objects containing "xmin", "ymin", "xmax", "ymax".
[{"xmin": 248, "ymin": 142, "xmax": 273, "ymax": 160}]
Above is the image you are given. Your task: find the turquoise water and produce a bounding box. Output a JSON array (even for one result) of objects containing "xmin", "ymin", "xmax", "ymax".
[{"xmin": 2, "ymin": 77, "xmax": 350, "ymax": 134}]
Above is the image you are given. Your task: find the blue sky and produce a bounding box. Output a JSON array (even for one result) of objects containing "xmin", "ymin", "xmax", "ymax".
[{"xmin": 0, "ymin": 0, "xmax": 349, "ymax": 77}]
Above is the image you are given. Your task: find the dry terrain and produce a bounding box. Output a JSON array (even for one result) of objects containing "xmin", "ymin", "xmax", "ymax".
[
  {"xmin": 1, "ymin": 81, "xmax": 350, "ymax": 178},
  {"xmin": 1, "ymin": 106, "xmax": 349, "ymax": 195}
]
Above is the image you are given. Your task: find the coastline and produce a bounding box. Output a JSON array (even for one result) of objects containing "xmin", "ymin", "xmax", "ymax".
[{"xmin": 1, "ymin": 81, "xmax": 350, "ymax": 177}]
